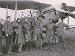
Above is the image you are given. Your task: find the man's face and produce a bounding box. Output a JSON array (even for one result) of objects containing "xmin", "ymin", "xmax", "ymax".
[
  {"xmin": 25, "ymin": 19, "xmax": 27, "ymax": 22},
  {"xmin": 7, "ymin": 17, "xmax": 11, "ymax": 21},
  {"xmin": 38, "ymin": 19, "xmax": 41, "ymax": 22},
  {"xmin": 59, "ymin": 19, "xmax": 62, "ymax": 23},
  {"xmin": 49, "ymin": 19, "xmax": 52, "ymax": 23},
  {"xmin": 18, "ymin": 19, "xmax": 21, "ymax": 22}
]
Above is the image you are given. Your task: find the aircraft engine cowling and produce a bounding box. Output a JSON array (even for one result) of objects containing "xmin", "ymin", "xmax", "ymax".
[{"xmin": 59, "ymin": 3, "xmax": 69, "ymax": 19}]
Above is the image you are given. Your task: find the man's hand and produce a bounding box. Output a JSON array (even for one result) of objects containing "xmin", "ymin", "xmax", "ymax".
[
  {"xmin": 69, "ymin": 12, "xmax": 75, "ymax": 18},
  {"xmin": 2, "ymin": 28, "xmax": 4, "ymax": 31},
  {"xmin": 6, "ymin": 33, "xmax": 8, "ymax": 36},
  {"xmin": 65, "ymin": 26, "xmax": 69, "ymax": 30}
]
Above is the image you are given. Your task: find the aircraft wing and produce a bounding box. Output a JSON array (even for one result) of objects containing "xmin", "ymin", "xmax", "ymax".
[
  {"xmin": 0, "ymin": 0, "xmax": 50, "ymax": 10},
  {"xmin": 68, "ymin": 6, "xmax": 75, "ymax": 12}
]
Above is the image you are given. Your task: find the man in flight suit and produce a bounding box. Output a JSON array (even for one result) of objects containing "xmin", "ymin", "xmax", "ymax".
[
  {"xmin": 4, "ymin": 16, "xmax": 13, "ymax": 54},
  {"xmin": 0, "ymin": 21, "xmax": 3, "ymax": 55},
  {"xmin": 46, "ymin": 19, "xmax": 55, "ymax": 50},
  {"xmin": 57, "ymin": 19, "xmax": 68, "ymax": 49},
  {"xmin": 33, "ymin": 18, "xmax": 43, "ymax": 49}
]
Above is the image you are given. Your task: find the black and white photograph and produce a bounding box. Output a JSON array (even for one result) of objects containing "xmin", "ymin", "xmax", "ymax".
[{"xmin": 0, "ymin": 0, "xmax": 75, "ymax": 56}]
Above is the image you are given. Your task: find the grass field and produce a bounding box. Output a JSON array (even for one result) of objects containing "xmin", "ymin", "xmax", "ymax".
[{"xmin": 2, "ymin": 37, "xmax": 75, "ymax": 56}]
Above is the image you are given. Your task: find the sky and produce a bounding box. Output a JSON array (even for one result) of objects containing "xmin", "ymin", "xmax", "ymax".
[
  {"xmin": 33, "ymin": 0, "xmax": 75, "ymax": 6},
  {"xmin": 0, "ymin": 0, "xmax": 75, "ymax": 26}
]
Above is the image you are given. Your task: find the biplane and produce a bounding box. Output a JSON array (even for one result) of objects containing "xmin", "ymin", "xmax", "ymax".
[
  {"xmin": 0, "ymin": 0, "xmax": 75, "ymax": 51},
  {"xmin": 0, "ymin": 1, "xmax": 74, "ymax": 16}
]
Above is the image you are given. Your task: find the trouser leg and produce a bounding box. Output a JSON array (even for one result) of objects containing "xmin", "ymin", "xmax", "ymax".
[
  {"xmin": 58, "ymin": 36, "xmax": 64, "ymax": 50},
  {"xmin": 37, "ymin": 34, "xmax": 42, "ymax": 48},
  {"xmin": 6, "ymin": 36, "xmax": 9, "ymax": 51},
  {"xmin": 45, "ymin": 32, "xmax": 51, "ymax": 49},
  {"xmin": 18, "ymin": 44, "xmax": 22, "ymax": 52},
  {"xmin": 48, "ymin": 32, "xmax": 54, "ymax": 49},
  {"xmin": 0, "ymin": 37, "xmax": 2, "ymax": 53},
  {"xmin": 6, "ymin": 35, "xmax": 13, "ymax": 52},
  {"xmin": 9, "ymin": 36, "xmax": 13, "ymax": 52}
]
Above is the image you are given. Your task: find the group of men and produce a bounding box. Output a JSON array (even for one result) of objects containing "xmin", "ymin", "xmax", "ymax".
[
  {"xmin": 0, "ymin": 13, "xmax": 69, "ymax": 55},
  {"xmin": 0, "ymin": 2, "xmax": 71, "ymax": 55}
]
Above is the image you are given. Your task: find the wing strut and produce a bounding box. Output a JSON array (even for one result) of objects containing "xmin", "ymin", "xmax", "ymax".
[
  {"xmin": 14, "ymin": 0, "xmax": 17, "ymax": 21},
  {"xmin": 6, "ymin": 5, "xmax": 8, "ymax": 19}
]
